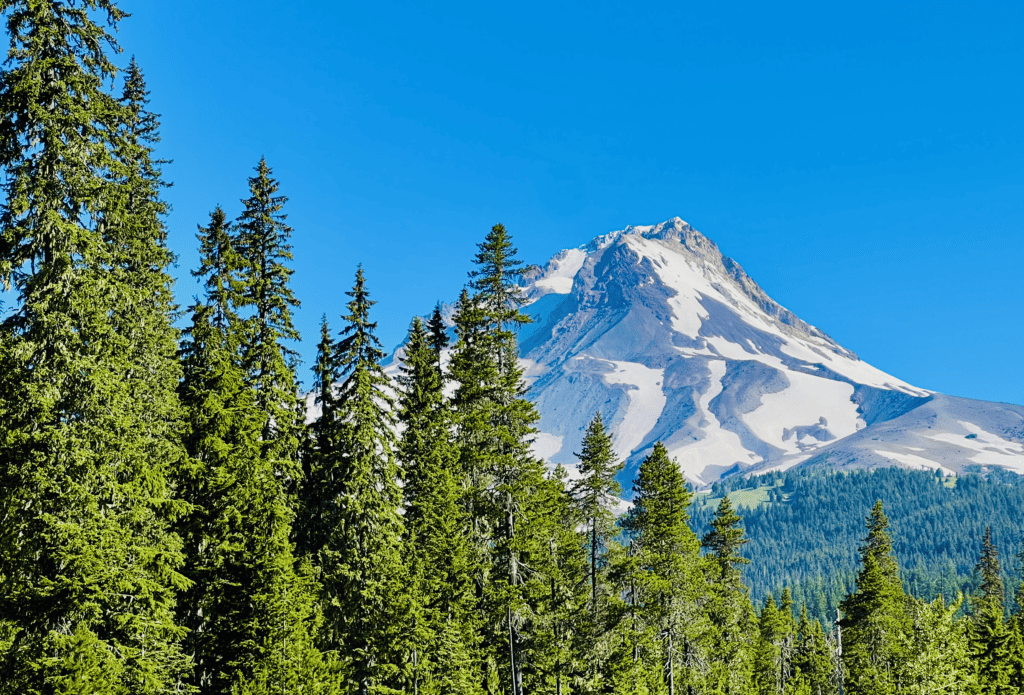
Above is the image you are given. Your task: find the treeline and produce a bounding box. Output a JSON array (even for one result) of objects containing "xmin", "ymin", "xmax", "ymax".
[
  {"xmin": 692, "ymin": 467, "xmax": 1024, "ymax": 624},
  {"xmin": 2, "ymin": 3, "xmax": 1024, "ymax": 695}
]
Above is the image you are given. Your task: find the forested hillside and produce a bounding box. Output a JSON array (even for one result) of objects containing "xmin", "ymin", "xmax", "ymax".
[
  {"xmin": 692, "ymin": 467, "xmax": 1024, "ymax": 624},
  {"xmin": 1, "ymin": 2, "xmax": 1023, "ymax": 694}
]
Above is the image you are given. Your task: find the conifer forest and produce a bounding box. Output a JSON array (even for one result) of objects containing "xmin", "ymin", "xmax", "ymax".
[{"xmin": 2, "ymin": 3, "xmax": 1024, "ymax": 695}]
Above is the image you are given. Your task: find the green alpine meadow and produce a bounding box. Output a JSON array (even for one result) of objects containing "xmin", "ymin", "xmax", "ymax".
[{"xmin": 1, "ymin": 2, "xmax": 1023, "ymax": 695}]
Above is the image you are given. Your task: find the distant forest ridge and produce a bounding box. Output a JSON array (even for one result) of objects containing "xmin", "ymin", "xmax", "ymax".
[{"xmin": 689, "ymin": 466, "xmax": 1024, "ymax": 624}]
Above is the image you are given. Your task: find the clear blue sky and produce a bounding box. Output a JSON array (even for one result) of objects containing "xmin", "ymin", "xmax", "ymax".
[{"xmin": 117, "ymin": 0, "xmax": 1023, "ymax": 405}]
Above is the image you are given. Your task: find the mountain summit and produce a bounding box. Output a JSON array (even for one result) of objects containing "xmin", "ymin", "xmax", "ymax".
[{"xmin": 506, "ymin": 218, "xmax": 1024, "ymax": 486}]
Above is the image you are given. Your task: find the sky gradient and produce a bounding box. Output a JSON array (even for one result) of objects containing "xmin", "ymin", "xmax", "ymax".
[{"xmin": 116, "ymin": 0, "xmax": 1023, "ymax": 405}]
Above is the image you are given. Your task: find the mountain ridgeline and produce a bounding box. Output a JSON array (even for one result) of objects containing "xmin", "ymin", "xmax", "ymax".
[{"xmin": 498, "ymin": 218, "xmax": 1024, "ymax": 488}]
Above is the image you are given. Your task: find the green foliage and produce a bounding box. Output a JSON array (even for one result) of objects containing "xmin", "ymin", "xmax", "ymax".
[
  {"xmin": 449, "ymin": 224, "xmax": 544, "ymax": 695},
  {"xmin": 178, "ymin": 162, "xmax": 329, "ymax": 692},
  {"xmin": 691, "ymin": 467, "xmax": 1024, "ymax": 624},
  {"xmin": 301, "ymin": 267, "xmax": 408, "ymax": 694},
  {"xmin": 839, "ymin": 502, "xmax": 911, "ymax": 695},
  {"xmin": 572, "ymin": 413, "xmax": 624, "ymax": 625},
  {"xmin": 521, "ymin": 465, "xmax": 589, "ymax": 694},
  {"xmin": 623, "ymin": 442, "xmax": 708, "ymax": 694},
  {"xmin": 903, "ymin": 594, "xmax": 975, "ymax": 695},
  {"xmin": 0, "ymin": 4, "xmax": 191, "ymax": 691},
  {"xmin": 234, "ymin": 158, "xmax": 304, "ymax": 486},
  {"xmin": 790, "ymin": 607, "xmax": 838, "ymax": 695},
  {"xmin": 701, "ymin": 496, "xmax": 757, "ymax": 693},
  {"xmin": 1, "ymin": 7, "xmax": 1023, "ymax": 693},
  {"xmin": 397, "ymin": 316, "xmax": 479, "ymax": 694},
  {"xmin": 970, "ymin": 528, "xmax": 1014, "ymax": 694}
]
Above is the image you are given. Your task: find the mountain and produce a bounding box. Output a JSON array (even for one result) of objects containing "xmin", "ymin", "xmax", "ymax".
[{"xmin": 393, "ymin": 218, "xmax": 1024, "ymax": 490}]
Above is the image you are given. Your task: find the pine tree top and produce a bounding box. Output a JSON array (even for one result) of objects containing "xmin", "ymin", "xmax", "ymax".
[
  {"xmin": 427, "ymin": 302, "xmax": 449, "ymax": 358},
  {"xmin": 234, "ymin": 157, "xmax": 299, "ymax": 343},
  {"xmin": 975, "ymin": 526, "xmax": 1005, "ymax": 615},
  {"xmin": 623, "ymin": 442, "xmax": 696, "ymax": 554},
  {"xmin": 571, "ymin": 413, "xmax": 623, "ymax": 503},
  {"xmin": 313, "ymin": 315, "xmax": 335, "ymax": 411},
  {"xmin": 336, "ymin": 265, "xmax": 387, "ymax": 379},
  {"xmin": 334, "ymin": 265, "xmax": 396, "ymax": 434},
  {"xmin": 860, "ymin": 499, "xmax": 895, "ymax": 562},
  {"xmin": 466, "ymin": 223, "xmax": 530, "ymax": 331}
]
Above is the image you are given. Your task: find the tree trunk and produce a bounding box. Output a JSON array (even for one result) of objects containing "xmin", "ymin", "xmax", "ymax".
[
  {"xmin": 668, "ymin": 633, "xmax": 675, "ymax": 695},
  {"xmin": 508, "ymin": 605, "xmax": 519, "ymax": 695},
  {"xmin": 592, "ymin": 518, "xmax": 598, "ymax": 621}
]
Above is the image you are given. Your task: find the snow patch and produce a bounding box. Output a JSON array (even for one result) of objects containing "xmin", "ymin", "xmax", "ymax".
[
  {"xmin": 596, "ymin": 358, "xmax": 666, "ymax": 462},
  {"xmin": 532, "ymin": 432, "xmax": 565, "ymax": 463},
  {"xmin": 873, "ymin": 450, "xmax": 955, "ymax": 476},
  {"xmin": 743, "ymin": 372, "xmax": 862, "ymax": 455},
  {"xmin": 925, "ymin": 421, "xmax": 1024, "ymax": 472},
  {"xmin": 668, "ymin": 359, "xmax": 760, "ymax": 485},
  {"xmin": 532, "ymin": 247, "xmax": 587, "ymax": 296}
]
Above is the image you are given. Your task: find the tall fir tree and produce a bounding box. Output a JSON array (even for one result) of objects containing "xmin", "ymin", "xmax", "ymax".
[
  {"xmin": 970, "ymin": 528, "xmax": 1013, "ymax": 694},
  {"xmin": 397, "ymin": 316, "xmax": 480, "ymax": 694},
  {"xmin": 0, "ymin": 5, "xmax": 192, "ymax": 691},
  {"xmin": 838, "ymin": 501, "xmax": 910, "ymax": 695},
  {"xmin": 301, "ymin": 267, "xmax": 408, "ymax": 694},
  {"xmin": 572, "ymin": 413, "xmax": 623, "ymax": 626},
  {"xmin": 179, "ymin": 194, "xmax": 330, "ymax": 693},
  {"xmin": 701, "ymin": 496, "xmax": 756, "ymax": 694},
  {"xmin": 449, "ymin": 224, "xmax": 544, "ymax": 695},
  {"xmin": 233, "ymin": 157, "xmax": 303, "ymax": 485},
  {"xmin": 622, "ymin": 442, "xmax": 707, "ymax": 695},
  {"xmin": 570, "ymin": 413, "xmax": 623, "ymax": 690},
  {"xmin": 521, "ymin": 465, "xmax": 589, "ymax": 695},
  {"xmin": 755, "ymin": 595, "xmax": 784, "ymax": 695}
]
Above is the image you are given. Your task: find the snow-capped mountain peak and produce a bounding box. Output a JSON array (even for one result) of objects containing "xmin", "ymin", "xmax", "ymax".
[
  {"xmin": 514, "ymin": 218, "xmax": 974, "ymax": 487},
  {"xmin": 391, "ymin": 218, "xmax": 1024, "ymax": 490}
]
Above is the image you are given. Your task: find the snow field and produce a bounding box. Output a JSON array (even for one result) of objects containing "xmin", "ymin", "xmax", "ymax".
[
  {"xmin": 742, "ymin": 371, "xmax": 862, "ymax": 456},
  {"xmin": 925, "ymin": 421, "xmax": 1024, "ymax": 472},
  {"xmin": 873, "ymin": 450, "xmax": 956, "ymax": 476},
  {"xmin": 667, "ymin": 359, "xmax": 760, "ymax": 485},
  {"xmin": 593, "ymin": 357, "xmax": 667, "ymax": 462},
  {"xmin": 532, "ymin": 247, "xmax": 587, "ymax": 297}
]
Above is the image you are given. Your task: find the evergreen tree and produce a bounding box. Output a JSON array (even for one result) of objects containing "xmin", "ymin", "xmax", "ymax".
[
  {"xmin": 234, "ymin": 157, "xmax": 303, "ymax": 485},
  {"xmin": 302, "ymin": 267, "xmax": 408, "ymax": 694},
  {"xmin": 449, "ymin": 224, "xmax": 544, "ymax": 695},
  {"xmin": 701, "ymin": 496, "xmax": 756, "ymax": 693},
  {"xmin": 623, "ymin": 442, "xmax": 707, "ymax": 695},
  {"xmin": 970, "ymin": 528, "xmax": 1013, "ymax": 694},
  {"xmin": 0, "ymin": 5, "xmax": 191, "ymax": 690},
  {"xmin": 755, "ymin": 595, "xmax": 783, "ymax": 695},
  {"xmin": 790, "ymin": 606, "xmax": 837, "ymax": 695},
  {"xmin": 426, "ymin": 302, "xmax": 449, "ymax": 359},
  {"xmin": 604, "ymin": 539, "xmax": 662, "ymax": 695},
  {"xmin": 1008, "ymin": 537, "xmax": 1024, "ymax": 692},
  {"xmin": 572, "ymin": 413, "xmax": 623, "ymax": 625},
  {"xmin": 570, "ymin": 412, "xmax": 623, "ymax": 687},
  {"xmin": 179, "ymin": 200, "xmax": 329, "ymax": 693},
  {"xmin": 397, "ymin": 316, "xmax": 479, "ymax": 694},
  {"xmin": 192, "ymin": 207, "xmax": 239, "ymax": 331},
  {"xmin": 903, "ymin": 594, "xmax": 975, "ymax": 695},
  {"xmin": 839, "ymin": 501, "xmax": 910, "ymax": 695},
  {"xmin": 522, "ymin": 465, "xmax": 589, "ymax": 695}
]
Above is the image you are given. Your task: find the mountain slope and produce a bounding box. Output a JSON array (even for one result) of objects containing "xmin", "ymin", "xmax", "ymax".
[
  {"xmin": 511, "ymin": 218, "xmax": 1023, "ymax": 487},
  {"xmin": 389, "ymin": 217, "xmax": 1024, "ymax": 489}
]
